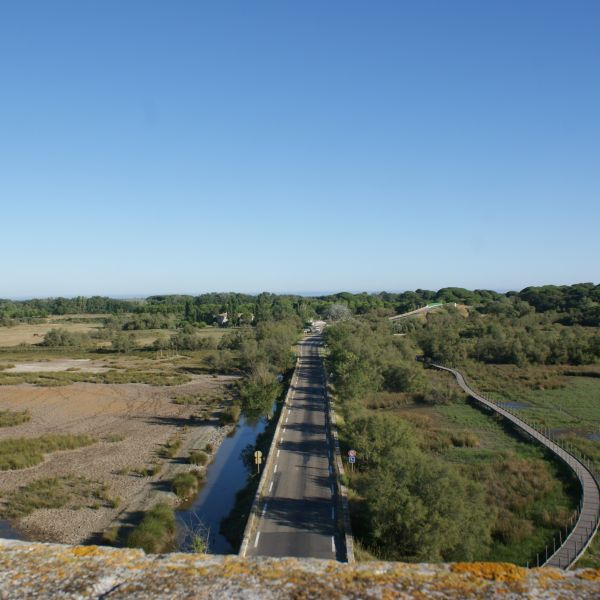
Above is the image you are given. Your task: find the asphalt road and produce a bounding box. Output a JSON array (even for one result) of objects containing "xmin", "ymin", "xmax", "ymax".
[{"xmin": 247, "ymin": 334, "xmax": 343, "ymax": 560}]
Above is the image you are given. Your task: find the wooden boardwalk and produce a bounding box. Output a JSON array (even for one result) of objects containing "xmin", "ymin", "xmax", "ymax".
[{"xmin": 432, "ymin": 364, "xmax": 600, "ymax": 569}]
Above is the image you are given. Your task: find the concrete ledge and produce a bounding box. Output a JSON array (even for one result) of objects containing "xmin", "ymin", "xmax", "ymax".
[{"xmin": 1, "ymin": 539, "xmax": 599, "ymax": 599}]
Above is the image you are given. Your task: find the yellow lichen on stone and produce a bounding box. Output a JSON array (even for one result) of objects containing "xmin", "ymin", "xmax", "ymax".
[
  {"xmin": 451, "ymin": 562, "xmax": 527, "ymax": 582},
  {"xmin": 579, "ymin": 569, "xmax": 600, "ymax": 581}
]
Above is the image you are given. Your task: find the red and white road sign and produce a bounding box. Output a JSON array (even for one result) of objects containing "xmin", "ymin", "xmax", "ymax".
[{"xmin": 348, "ymin": 449, "xmax": 357, "ymax": 458}]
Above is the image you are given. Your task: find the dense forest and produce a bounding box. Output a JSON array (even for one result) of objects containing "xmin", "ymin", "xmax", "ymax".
[{"xmin": 2, "ymin": 282, "xmax": 599, "ymax": 327}]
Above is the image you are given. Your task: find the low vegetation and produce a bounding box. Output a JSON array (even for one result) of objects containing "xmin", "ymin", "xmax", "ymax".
[
  {"xmin": 0, "ymin": 434, "xmax": 96, "ymax": 470},
  {"xmin": 325, "ymin": 319, "xmax": 580, "ymax": 565},
  {"xmin": 171, "ymin": 472, "xmax": 203, "ymax": 498},
  {"xmin": 125, "ymin": 502, "xmax": 176, "ymax": 553},
  {"xmin": 0, "ymin": 369, "xmax": 191, "ymax": 387},
  {"xmin": 0, "ymin": 409, "xmax": 31, "ymax": 427},
  {"xmin": 0, "ymin": 476, "xmax": 113, "ymax": 518},
  {"xmin": 188, "ymin": 450, "xmax": 209, "ymax": 466}
]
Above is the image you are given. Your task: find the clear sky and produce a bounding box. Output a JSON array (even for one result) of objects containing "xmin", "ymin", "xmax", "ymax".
[{"xmin": 1, "ymin": 1, "xmax": 599, "ymax": 298}]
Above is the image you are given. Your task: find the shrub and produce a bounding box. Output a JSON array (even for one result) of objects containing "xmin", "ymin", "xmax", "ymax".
[
  {"xmin": 221, "ymin": 404, "xmax": 241, "ymax": 424},
  {"xmin": 125, "ymin": 503, "xmax": 176, "ymax": 553},
  {"xmin": 188, "ymin": 450, "xmax": 209, "ymax": 466},
  {"xmin": 171, "ymin": 472, "xmax": 201, "ymax": 498}
]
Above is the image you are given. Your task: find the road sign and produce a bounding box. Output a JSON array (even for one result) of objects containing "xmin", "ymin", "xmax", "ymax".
[
  {"xmin": 254, "ymin": 450, "xmax": 263, "ymax": 473},
  {"xmin": 348, "ymin": 449, "xmax": 357, "ymax": 458},
  {"xmin": 348, "ymin": 456, "xmax": 356, "ymax": 464}
]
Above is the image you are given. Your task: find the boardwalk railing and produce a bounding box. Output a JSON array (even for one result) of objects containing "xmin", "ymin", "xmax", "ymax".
[{"xmin": 431, "ymin": 363, "xmax": 600, "ymax": 569}]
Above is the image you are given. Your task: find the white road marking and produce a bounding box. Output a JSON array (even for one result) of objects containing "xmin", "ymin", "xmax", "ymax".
[
  {"xmin": 283, "ymin": 427, "xmax": 286, "ymax": 433},
  {"xmin": 262, "ymin": 503, "xmax": 268, "ymax": 517},
  {"xmin": 254, "ymin": 532, "xmax": 261, "ymax": 548},
  {"xmin": 269, "ymin": 481, "xmax": 274, "ymax": 493},
  {"xmin": 328, "ymin": 451, "xmax": 331, "ymax": 460},
  {"xmin": 329, "ymin": 465, "xmax": 333, "ymax": 474},
  {"xmin": 277, "ymin": 449, "xmax": 280, "ymax": 458},
  {"xmin": 331, "ymin": 536, "xmax": 336, "ymax": 553},
  {"xmin": 285, "ymin": 415, "xmax": 289, "ymax": 423},
  {"xmin": 274, "ymin": 463, "xmax": 278, "ymax": 473}
]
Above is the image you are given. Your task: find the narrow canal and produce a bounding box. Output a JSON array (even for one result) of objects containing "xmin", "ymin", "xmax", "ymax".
[{"xmin": 175, "ymin": 412, "xmax": 268, "ymax": 553}]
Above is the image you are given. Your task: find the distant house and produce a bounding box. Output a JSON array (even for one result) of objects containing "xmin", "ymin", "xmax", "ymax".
[{"xmin": 215, "ymin": 312, "xmax": 228, "ymax": 326}]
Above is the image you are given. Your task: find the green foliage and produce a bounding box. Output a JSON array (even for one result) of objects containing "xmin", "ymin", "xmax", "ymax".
[
  {"xmin": 239, "ymin": 365, "xmax": 281, "ymax": 419},
  {"xmin": 42, "ymin": 328, "xmax": 92, "ymax": 348},
  {"xmin": 361, "ymin": 454, "xmax": 492, "ymax": 561},
  {"xmin": 0, "ymin": 409, "xmax": 31, "ymax": 427},
  {"xmin": 221, "ymin": 404, "xmax": 241, "ymax": 424},
  {"xmin": 125, "ymin": 502, "xmax": 176, "ymax": 553},
  {"xmin": 188, "ymin": 450, "xmax": 209, "ymax": 466},
  {"xmin": 171, "ymin": 472, "xmax": 202, "ymax": 498},
  {"xmin": 0, "ymin": 434, "xmax": 96, "ymax": 470}
]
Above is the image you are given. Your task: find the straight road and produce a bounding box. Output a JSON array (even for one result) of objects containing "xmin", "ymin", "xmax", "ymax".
[{"xmin": 247, "ymin": 334, "xmax": 343, "ymax": 560}]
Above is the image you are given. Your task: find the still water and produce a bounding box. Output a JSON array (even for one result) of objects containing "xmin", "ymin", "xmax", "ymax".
[{"xmin": 175, "ymin": 413, "xmax": 268, "ymax": 553}]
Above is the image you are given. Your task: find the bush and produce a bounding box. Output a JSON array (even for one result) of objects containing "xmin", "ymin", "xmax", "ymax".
[
  {"xmin": 125, "ymin": 503, "xmax": 176, "ymax": 553},
  {"xmin": 221, "ymin": 404, "xmax": 241, "ymax": 424},
  {"xmin": 189, "ymin": 450, "xmax": 209, "ymax": 466},
  {"xmin": 172, "ymin": 472, "xmax": 201, "ymax": 498}
]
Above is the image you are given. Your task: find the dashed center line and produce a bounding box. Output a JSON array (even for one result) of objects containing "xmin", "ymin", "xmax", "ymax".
[
  {"xmin": 277, "ymin": 449, "xmax": 280, "ymax": 458},
  {"xmin": 331, "ymin": 536, "xmax": 336, "ymax": 553},
  {"xmin": 255, "ymin": 532, "xmax": 261, "ymax": 548},
  {"xmin": 262, "ymin": 503, "xmax": 268, "ymax": 517},
  {"xmin": 274, "ymin": 463, "xmax": 278, "ymax": 473},
  {"xmin": 269, "ymin": 480, "xmax": 274, "ymax": 493}
]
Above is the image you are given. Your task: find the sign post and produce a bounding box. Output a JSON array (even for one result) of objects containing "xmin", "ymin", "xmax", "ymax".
[
  {"xmin": 348, "ymin": 449, "xmax": 357, "ymax": 472},
  {"xmin": 254, "ymin": 450, "xmax": 263, "ymax": 473}
]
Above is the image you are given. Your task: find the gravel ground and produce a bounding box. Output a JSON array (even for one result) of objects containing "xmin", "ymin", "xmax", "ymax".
[{"xmin": 0, "ymin": 375, "xmax": 237, "ymax": 544}]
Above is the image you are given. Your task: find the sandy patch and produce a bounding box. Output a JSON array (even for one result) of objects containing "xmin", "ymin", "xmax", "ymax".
[
  {"xmin": 0, "ymin": 375, "xmax": 237, "ymax": 545},
  {"xmin": 6, "ymin": 359, "xmax": 108, "ymax": 373}
]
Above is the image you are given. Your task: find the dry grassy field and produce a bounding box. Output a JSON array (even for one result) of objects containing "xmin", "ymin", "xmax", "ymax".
[{"xmin": 0, "ymin": 321, "xmax": 103, "ymax": 347}]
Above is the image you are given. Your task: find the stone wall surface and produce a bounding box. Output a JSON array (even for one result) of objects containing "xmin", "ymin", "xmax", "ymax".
[{"xmin": 1, "ymin": 540, "xmax": 600, "ymax": 599}]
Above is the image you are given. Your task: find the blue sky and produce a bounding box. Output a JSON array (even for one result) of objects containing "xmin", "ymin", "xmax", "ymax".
[{"xmin": 1, "ymin": 1, "xmax": 599, "ymax": 298}]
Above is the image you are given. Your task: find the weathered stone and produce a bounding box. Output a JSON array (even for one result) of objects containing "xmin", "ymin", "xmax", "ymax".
[{"xmin": 0, "ymin": 539, "xmax": 599, "ymax": 599}]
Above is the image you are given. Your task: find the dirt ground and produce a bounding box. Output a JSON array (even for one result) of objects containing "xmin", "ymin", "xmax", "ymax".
[
  {"xmin": 0, "ymin": 375, "xmax": 237, "ymax": 545},
  {"xmin": 6, "ymin": 359, "xmax": 109, "ymax": 373}
]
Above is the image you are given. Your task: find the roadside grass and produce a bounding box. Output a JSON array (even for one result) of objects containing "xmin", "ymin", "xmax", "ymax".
[
  {"xmin": 0, "ymin": 409, "xmax": 31, "ymax": 427},
  {"xmin": 0, "ymin": 434, "xmax": 96, "ymax": 470},
  {"xmin": 0, "ymin": 475, "xmax": 114, "ymax": 518},
  {"xmin": 125, "ymin": 502, "xmax": 176, "ymax": 553}
]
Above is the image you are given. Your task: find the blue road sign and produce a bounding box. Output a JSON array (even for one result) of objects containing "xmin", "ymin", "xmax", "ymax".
[{"xmin": 348, "ymin": 456, "xmax": 356, "ymax": 464}]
